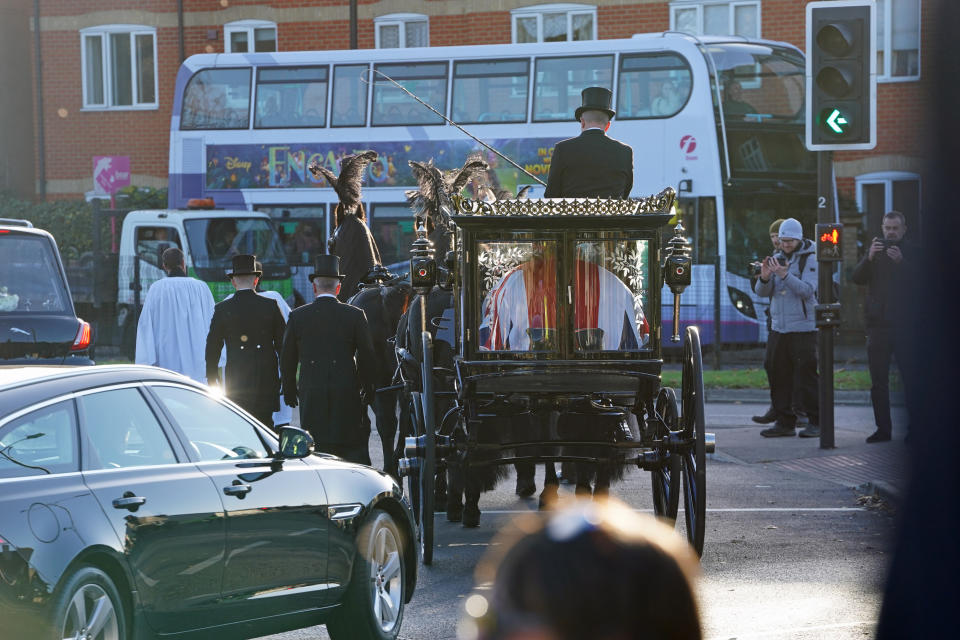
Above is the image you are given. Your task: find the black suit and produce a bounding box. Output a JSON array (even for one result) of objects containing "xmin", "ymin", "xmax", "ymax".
[
  {"xmin": 544, "ymin": 128, "xmax": 633, "ymax": 199},
  {"xmin": 280, "ymin": 295, "xmax": 377, "ymax": 463},
  {"xmin": 205, "ymin": 289, "xmax": 286, "ymax": 427}
]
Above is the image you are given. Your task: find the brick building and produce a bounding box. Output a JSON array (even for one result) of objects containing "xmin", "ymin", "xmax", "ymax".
[{"xmin": 11, "ymin": 0, "xmax": 929, "ymax": 235}]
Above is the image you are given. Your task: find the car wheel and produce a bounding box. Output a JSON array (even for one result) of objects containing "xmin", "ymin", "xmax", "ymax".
[
  {"xmin": 327, "ymin": 510, "xmax": 406, "ymax": 640},
  {"xmin": 49, "ymin": 566, "xmax": 126, "ymax": 640}
]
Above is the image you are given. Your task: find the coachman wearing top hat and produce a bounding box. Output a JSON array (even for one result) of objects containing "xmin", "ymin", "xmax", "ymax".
[
  {"xmin": 205, "ymin": 254, "xmax": 286, "ymax": 427},
  {"xmin": 543, "ymin": 86, "xmax": 634, "ymax": 199},
  {"xmin": 280, "ymin": 254, "xmax": 377, "ymax": 464}
]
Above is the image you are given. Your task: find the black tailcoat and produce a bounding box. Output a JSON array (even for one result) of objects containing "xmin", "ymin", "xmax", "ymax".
[
  {"xmin": 280, "ymin": 295, "xmax": 377, "ymax": 446},
  {"xmin": 205, "ymin": 289, "xmax": 286, "ymax": 419},
  {"xmin": 543, "ymin": 129, "xmax": 634, "ymax": 199}
]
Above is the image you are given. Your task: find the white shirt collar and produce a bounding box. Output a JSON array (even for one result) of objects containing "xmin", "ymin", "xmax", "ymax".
[
  {"xmin": 584, "ymin": 126, "xmax": 605, "ymax": 132},
  {"xmin": 316, "ymin": 293, "xmax": 338, "ymax": 299}
]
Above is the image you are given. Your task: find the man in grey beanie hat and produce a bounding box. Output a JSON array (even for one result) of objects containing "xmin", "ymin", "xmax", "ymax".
[{"xmin": 754, "ymin": 218, "xmax": 820, "ymax": 437}]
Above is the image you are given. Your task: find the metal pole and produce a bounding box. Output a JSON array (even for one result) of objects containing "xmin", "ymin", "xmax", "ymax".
[
  {"xmin": 33, "ymin": 0, "xmax": 46, "ymax": 199},
  {"xmin": 713, "ymin": 254, "xmax": 721, "ymax": 369},
  {"xmin": 817, "ymin": 151, "xmax": 835, "ymax": 449},
  {"xmin": 349, "ymin": 0, "xmax": 358, "ymax": 50}
]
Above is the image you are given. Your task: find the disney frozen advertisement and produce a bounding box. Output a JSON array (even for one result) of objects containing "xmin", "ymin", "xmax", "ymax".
[{"xmin": 204, "ymin": 138, "xmax": 562, "ymax": 195}]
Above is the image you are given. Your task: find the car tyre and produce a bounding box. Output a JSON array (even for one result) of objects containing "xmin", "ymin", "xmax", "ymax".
[
  {"xmin": 49, "ymin": 566, "xmax": 126, "ymax": 640},
  {"xmin": 327, "ymin": 510, "xmax": 406, "ymax": 640}
]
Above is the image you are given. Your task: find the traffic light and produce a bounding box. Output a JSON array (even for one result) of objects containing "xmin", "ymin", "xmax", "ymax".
[
  {"xmin": 816, "ymin": 223, "xmax": 843, "ymax": 261},
  {"xmin": 805, "ymin": 1, "xmax": 876, "ymax": 151}
]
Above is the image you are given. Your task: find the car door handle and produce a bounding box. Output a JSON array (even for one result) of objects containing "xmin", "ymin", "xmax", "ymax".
[
  {"xmin": 223, "ymin": 483, "xmax": 252, "ymax": 498},
  {"xmin": 112, "ymin": 494, "xmax": 146, "ymax": 511}
]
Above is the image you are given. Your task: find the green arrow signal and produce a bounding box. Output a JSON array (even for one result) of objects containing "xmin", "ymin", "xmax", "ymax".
[{"xmin": 826, "ymin": 109, "xmax": 848, "ymax": 134}]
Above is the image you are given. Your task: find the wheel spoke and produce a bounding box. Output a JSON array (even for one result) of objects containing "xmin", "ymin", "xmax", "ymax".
[
  {"xmin": 381, "ymin": 551, "xmax": 401, "ymax": 582},
  {"xmin": 374, "ymin": 528, "xmax": 386, "ymax": 563},
  {"xmin": 372, "ymin": 587, "xmax": 382, "ymax": 621},
  {"xmin": 66, "ymin": 589, "xmax": 88, "ymax": 635},
  {"xmin": 86, "ymin": 594, "xmax": 115, "ymax": 638},
  {"xmin": 379, "ymin": 590, "xmax": 398, "ymax": 624}
]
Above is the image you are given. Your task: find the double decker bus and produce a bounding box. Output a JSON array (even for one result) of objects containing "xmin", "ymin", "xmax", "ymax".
[{"xmin": 168, "ymin": 32, "xmax": 819, "ymax": 344}]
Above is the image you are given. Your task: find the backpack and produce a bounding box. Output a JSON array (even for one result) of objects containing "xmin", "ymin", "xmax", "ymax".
[{"xmin": 796, "ymin": 251, "xmax": 840, "ymax": 314}]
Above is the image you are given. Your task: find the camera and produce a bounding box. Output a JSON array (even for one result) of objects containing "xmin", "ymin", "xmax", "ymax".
[
  {"xmin": 748, "ymin": 261, "xmax": 762, "ymax": 277},
  {"xmin": 776, "ymin": 257, "xmax": 788, "ymax": 267}
]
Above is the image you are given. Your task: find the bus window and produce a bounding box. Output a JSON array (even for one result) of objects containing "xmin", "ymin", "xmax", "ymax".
[
  {"xmin": 372, "ymin": 62, "xmax": 448, "ymax": 126},
  {"xmin": 533, "ymin": 55, "xmax": 612, "ymax": 122},
  {"xmin": 706, "ymin": 43, "xmax": 805, "ymax": 123},
  {"xmin": 452, "ymin": 59, "xmax": 529, "ymax": 124},
  {"xmin": 180, "ymin": 68, "xmax": 252, "ymax": 130},
  {"xmin": 370, "ymin": 204, "xmax": 416, "ymax": 270},
  {"xmin": 617, "ymin": 53, "xmax": 692, "ymax": 119},
  {"xmin": 332, "ymin": 64, "xmax": 369, "ymax": 127},
  {"xmin": 255, "ymin": 66, "xmax": 329, "ymax": 128},
  {"xmin": 256, "ymin": 205, "xmax": 327, "ymax": 266},
  {"xmin": 722, "ymin": 191, "xmax": 816, "ymax": 279}
]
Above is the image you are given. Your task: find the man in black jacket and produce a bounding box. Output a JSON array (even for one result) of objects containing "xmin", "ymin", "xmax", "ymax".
[
  {"xmin": 544, "ymin": 87, "xmax": 633, "ymax": 199},
  {"xmin": 280, "ymin": 254, "xmax": 377, "ymax": 464},
  {"xmin": 851, "ymin": 210, "xmax": 916, "ymax": 443},
  {"xmin": 205, "ymin": 254, "xmax": 286, "ymax": 427}
]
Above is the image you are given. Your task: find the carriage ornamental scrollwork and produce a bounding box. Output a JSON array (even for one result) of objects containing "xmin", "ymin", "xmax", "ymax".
[{"xmin": 451, "ymin": 186, "xmax": 676, "ymax": 217}]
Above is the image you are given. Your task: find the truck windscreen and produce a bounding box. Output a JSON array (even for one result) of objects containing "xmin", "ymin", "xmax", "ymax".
[{"xmin": 183, "ymin": 217, "xmax": 288, "ymax": 274}]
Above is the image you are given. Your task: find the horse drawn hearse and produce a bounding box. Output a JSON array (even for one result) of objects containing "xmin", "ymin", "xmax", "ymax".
[{"xmin": 393, "ymin": 187, "xmax": 716, "ymax": 564}]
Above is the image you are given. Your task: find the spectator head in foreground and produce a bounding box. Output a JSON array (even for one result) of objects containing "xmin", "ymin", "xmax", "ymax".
[{"xmin": 458, "ymin": 498, "xmax": 702, "ymax": 640}]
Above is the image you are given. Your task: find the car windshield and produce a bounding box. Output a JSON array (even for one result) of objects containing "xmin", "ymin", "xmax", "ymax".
[
  {"xmin": 705, "ymin": 43, "xmax": 805, "ymax": 123},
  {"xmin": 183, "ymin": 217, "xmax": 288, "ymax": 270},
  {"xmin": 0, "ymin": 235, "xmax": 69, "ymax": 314}
]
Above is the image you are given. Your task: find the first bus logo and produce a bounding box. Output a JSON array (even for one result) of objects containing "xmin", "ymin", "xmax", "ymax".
[{"xmin": 680, "ymin": 135, "xmax": 698, "ymax": 158}]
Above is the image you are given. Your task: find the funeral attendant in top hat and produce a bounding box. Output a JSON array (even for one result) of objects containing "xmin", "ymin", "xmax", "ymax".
[
  {"xmin": 280, "ymin": 254, "xmax": 377, "ymax": 465},
  {"xmin": 543, "ymin": 86, "xmax": 634, "ymax": 199},
  {"xmin": 205, "ymin": 254, "xmax": 286, "ymax": 427}
]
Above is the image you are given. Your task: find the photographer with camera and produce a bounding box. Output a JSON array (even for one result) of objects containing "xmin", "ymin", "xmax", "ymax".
[
  {"xmin": 851, "ymin": 211, "xmax": 916, "ymax": 443},
  {"xmin": 754, "ymin": 218, "xmax": 820, "ymax": 438}
]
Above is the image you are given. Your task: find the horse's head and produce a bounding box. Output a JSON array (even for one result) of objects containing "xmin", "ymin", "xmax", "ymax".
[{"xmin": 328, "ymin": 202, "xmax": 369, "ymax": 257}]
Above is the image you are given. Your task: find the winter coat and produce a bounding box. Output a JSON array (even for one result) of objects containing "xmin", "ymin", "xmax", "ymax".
[
  {"xmin": 754, "ymin": 239, "xmax": 818, "ymax": 333},
  {"xmin": 850, "ymin": 240, "xmax": 915, "ymax": 329},
  {"xmin": 204, "ymin": 288, "xmax": 285, "ymax": 411},
  {"xmin": 544, "ymin": 129, "xmax": 633, "ymax": 199},
  {"xmin": 280, "ymin": 296, "xmax": 376, "ymax": 446}
]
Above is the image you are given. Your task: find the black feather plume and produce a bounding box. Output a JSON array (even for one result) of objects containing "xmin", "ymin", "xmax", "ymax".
[{"xmin": 308, "ymin": 150, "xmax": 378, "ymax": 215}]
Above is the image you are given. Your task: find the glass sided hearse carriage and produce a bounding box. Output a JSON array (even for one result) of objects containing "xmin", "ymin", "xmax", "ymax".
[{"xmin": 396, "ymin": 189, "xmax": 715, "ymax": 562}]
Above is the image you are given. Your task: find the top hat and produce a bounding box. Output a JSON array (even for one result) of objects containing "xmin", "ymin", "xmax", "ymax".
[
  {"xmin": 226, "ymin": 254, "xmax": 262, "ymax": 278},
  {"xmin": 575, "ymin": 87, "xmax": 616, "ymax": 122},
  {"xmin": 309, "ymin": 254, "xmax": 344, "ymax": 281}
]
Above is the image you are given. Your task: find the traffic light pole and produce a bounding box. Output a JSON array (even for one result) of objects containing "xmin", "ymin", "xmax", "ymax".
[{"xmin": 817, "ymin": 150, "xmax": 835, "ymax": 449}]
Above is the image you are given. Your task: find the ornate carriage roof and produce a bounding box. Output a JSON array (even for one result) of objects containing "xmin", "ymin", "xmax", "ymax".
[{"xmin": 451, "ymin": 187, "xmax": 676, "ymax": 218}]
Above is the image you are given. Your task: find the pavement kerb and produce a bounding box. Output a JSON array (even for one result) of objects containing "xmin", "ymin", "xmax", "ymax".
[
  {"xmin": 857, "ymin": 480, "xmax": 903, "ymax": 505},
  {"xmin": 704, "ymin": 388, "xmax": 905, "ymax": 406}
]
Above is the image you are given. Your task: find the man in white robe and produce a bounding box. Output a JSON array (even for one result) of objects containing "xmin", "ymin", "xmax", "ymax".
[{"xmin": 135, "ymin": 247, "xmax": 215, "ymax": 383}]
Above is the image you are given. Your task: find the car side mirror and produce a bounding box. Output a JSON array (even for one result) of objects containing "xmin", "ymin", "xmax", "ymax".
[{"xmin": 278, "ymin": 426, "xmax": 314, "ymax": 459}]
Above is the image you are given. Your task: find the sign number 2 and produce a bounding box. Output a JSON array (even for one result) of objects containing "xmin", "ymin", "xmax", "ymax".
[{"xmin": 818, "ymin": 196, "xmax": 827, "ymax": 209}]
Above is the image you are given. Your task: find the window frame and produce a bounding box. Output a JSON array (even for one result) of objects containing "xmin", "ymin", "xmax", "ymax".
[
  {"xmin": 374, "ymin": 13, "xmax": 430, "ymax": 49},
  {"xmin": 370, "ymin": 61, "xmax": 449, "ymax": 127},
  {"xmin": 253, "ymin": 65, "xmax": 331, "ymax": 130},
  {"xmin": 855, "ymin": 170, "xmax": 921, "ymax": 232},
  {"xmin": 511, "ymin": 3, "xmax": 598, "ymax": 44},
  {"xmin": 224, "ymin": 19, "xmax": 278, "ymax": 54},
  {"xmin": 451, "ymin": 57, "xmax": 531, "ymax": 125},
  {"xmin": 532, "ymin": 54, "xmax": 614, "ymax": 123},
  {"xmin": 80, "ymin": 24, "xmax": 159, "ymax": 111},
  {"xmin": 616, "ymin": 52, "xmax": 694, "ymax": 120},
  {"xmin": 668, "ymin": 1, "xmax": 762, "ymax": 39},
  {"xmin": 331, "ymin": 63, "xmax": 371, "ymax": 128},
  {"xmin": 877, "ymin": 0, "xmax": 922, "ymax": 83},
  {"xmin": 0, "ymin": 398, "xmax": 80, "ymax": 478},
  {"xmin": 179, "ymin": 67, "xmax": 253, "ymax": 131}
]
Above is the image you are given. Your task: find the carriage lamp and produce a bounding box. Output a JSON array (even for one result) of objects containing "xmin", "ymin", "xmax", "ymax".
[
  {"xmin": 664, "ymin": 223, "xmax": 693, "ymax": 343},
  {"xmin": 410, "ymin": 220, "xmax": 437, "ymax": 294}
]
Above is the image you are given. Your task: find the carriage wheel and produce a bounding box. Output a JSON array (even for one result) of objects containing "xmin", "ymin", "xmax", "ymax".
[
  {"xmin": 406, "ymin": 392, "xmax": 423, "ymax": 527},
  {"xmin": 681, "ymin": 326, "xmax": 707, "ymax": 557},
  {"xmin": 419, "ymin": 331, "xmax": 437, "ymax": 565},
  {"xmin": 651, "ymin": 387, "xmax": 681, "ymax": 522}
]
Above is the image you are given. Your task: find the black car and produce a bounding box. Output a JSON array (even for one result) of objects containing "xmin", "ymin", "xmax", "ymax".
[
  {"xmin": 0, "ymin": 365, "xmax": 416, "ymax": 640},
  {"xmin": 0, "ymin": 222, "xmax": 93, "ymax": 364}
]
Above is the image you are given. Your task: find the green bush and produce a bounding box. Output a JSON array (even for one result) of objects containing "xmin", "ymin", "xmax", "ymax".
[{"xmin": 0, "ymin": 187, "xmax": 167, "ymax": 257}]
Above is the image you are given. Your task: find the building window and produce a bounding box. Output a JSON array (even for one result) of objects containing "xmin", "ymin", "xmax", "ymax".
[
  {"xmin": 225, "ymin": 20, "xmax": 278, "ymax": 53},
  {"xmin": 511, "ymin": 3, "xmax": 597, "ymax": 43},
  {"xmin": 877, "ymin": 0, "xmax": 920, "ymax": 81},
  {"xmin": 856, "ymin": 172, "xmax": 921, "ymax": 238},
  {"xmin": 375, "ymin": 13, "xmax": 429, "ymax": 48},
  {"xmin": 81, "ymin": 25, "xmax": 158, "ymax": 109},
  {"xmin": 670, "ymin": 1, "xmax": 761, "ymax": 38}
]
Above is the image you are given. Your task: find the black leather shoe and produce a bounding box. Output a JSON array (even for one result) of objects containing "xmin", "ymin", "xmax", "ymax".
[
  {"xmin": 798, "ymin": 424, "xmax": 820, "ymax": 438},
  {"xmin": 516, "ymin": 478, "xmax": 536, "ymax": 498},
  {"xmin": 751, "ymin": 409, "xmax": 777, "ymax": 424},
  {"xmin": 761, "ymin": 423, "xmax": 796, "ymax": 438},
  {"xmin": 866, "ymin": 431, "xmax": 892, "ymax": 443},
  {"xmin": 462, "ymin": 505, "xmax": 480, "ymax": 528}
]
